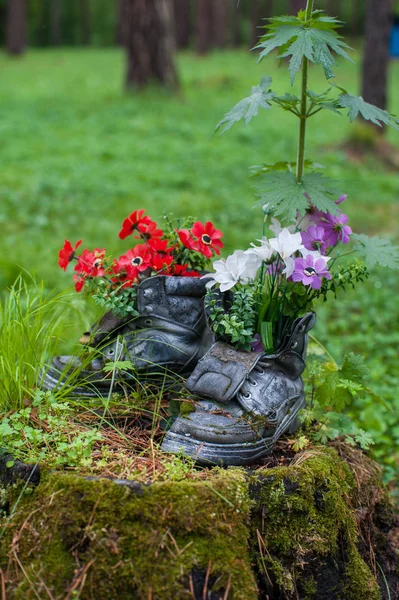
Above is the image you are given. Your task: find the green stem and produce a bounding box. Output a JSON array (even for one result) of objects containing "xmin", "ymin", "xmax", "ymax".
[{"xmin": 296, "ymin": 0, "xmax": 314, "ymax": 184}]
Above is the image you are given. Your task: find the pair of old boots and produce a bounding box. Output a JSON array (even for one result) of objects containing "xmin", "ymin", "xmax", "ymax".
[{"xmin": 42, "ymin": 275, "xmax": 315, "ymax": 466}]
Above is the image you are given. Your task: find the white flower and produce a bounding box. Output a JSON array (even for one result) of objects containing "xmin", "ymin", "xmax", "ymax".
[
  {"xmin": 205, "ymin": 250, "xmax": 261, "ymax": 292},
  {"xmin": 300, "ymin": 248, "xmax": 332, "ymax": 263},
  {"xmin": 269, "ymin": 218, "xmax": 295, "ymax": 237},
  {"xmin": 245, "ymin": 237, "xmax": 275, "ymax": 262},
  {"xmin": 269, "ymin": 228, "xmax": 304, "ymax": 261},
  {"xmin": 282, "ymin": 256, "xmax": 295, "ymax": 278}
]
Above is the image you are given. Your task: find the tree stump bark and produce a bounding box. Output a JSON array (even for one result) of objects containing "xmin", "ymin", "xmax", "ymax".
[{"xmin": 1, "ymin": 443, "xmax": 398, "ymax": 599}]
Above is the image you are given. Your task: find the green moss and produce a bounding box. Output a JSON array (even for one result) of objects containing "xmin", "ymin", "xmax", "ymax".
[
  {"xmin": 0, "ymin": 467, "xmax": 258, "ymax": 600},
  {"xmin": 249, "ymin": 446, "xmax": 380, "ymax": 600}
]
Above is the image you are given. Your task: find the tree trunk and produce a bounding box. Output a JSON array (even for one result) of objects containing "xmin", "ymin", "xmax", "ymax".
[
  {"xmin": 123, "ymin": 0, "xmax": 179, "ymax": 90},
  {"xmin": 51, "ymin": 0, "xmax": 62, "ymax": 46},
  {"xmin": 6, "ymin": 0, "xmax": 27, "ymax": 55},
  {"xmin": 326, "ymin": 0, "xmax": 340, "ymax": 17},
  {"xmin": 231, "ymin": 0, "xmax": 241, "ymax": 47},
  {"xmin": 264, "ymin": 0, "xmax": 274, "ymax": 19},
  {"xmin": 211, "ymin": 0, "xmax": 227, "ymax": 49},
  {"xmin": 174, "ymin": 0, "xmax": 191, "ymax": 49},
  {"xmin": 361, "ymin": 0, "xmax": 392, "ymax": 127},
  {"xmin": 79, "ymin": 0, "xmax": 91, "ymax": 45},
  {"xmin": 290, "ymin": 0, "xmax": 305, "ymax": 14},
  {"xmin": 196, "ymin": 0, "xmax": 212, "ymax": 54}
]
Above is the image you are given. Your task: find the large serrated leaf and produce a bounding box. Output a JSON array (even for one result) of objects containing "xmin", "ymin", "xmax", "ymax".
[
  {"xmin": 256, "ymin": 171, "xmax": 339, "ymax": 221},
  {"xmin": 257, "ymin": 12, "xmax": 353, "ymax": 83},
  {"xmin": 339, "ymin": 93, "xmax": 399, "ymax": 131},
  {"xmin": 215, "ymin": 75, "xmax": 274, "ymax": 134},
  {"xmin": 352, "ymin": 233, "xmax": 399, "ymax": 270}
]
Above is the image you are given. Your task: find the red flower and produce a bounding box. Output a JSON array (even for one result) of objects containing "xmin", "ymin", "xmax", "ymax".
[
  {"xmin": 58, "ymin": 239, "xmax": 82, "ymax": 271},
  {"xmin": 114, "ymin": 245, "xmax": 152, "ymax": 280},
  {"xmin": 73, "ymin": 274, "xmax": 87, "ymax": 292},
  {"xmin": 118, "ymin": 209, "xmax": 163, "ymax": 241},
  {"xmin": 170, "ymin": 264, "xmax": 201, "ymax": 277},
  {"xmin": 178, "ymin": 221, "xmax": 223, "ymax": 259},
  {"xmin": 74, "ymin": 249, "xmax": 106, "ymax": 277},
  {"xmin": 148, "ymin": 238, "xmax": 174, "ymax": 271}
]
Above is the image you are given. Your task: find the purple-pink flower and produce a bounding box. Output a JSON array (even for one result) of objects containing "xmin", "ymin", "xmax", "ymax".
[
  {"xmin": 291, "ymin": 254, "xmax": 331, "ymax": 290},
  {"xmin": 301, "ymin": 225, "xmax": 329, "ymax": 253},
  {"xmin": 322, "ymin": 213, "xmax": 352, "ymax": 246}
]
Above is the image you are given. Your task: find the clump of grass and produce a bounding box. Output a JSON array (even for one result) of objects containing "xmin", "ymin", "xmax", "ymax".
[{"xmin": 0, "ymin": 276, "xmax": 79, "ymax": 413}]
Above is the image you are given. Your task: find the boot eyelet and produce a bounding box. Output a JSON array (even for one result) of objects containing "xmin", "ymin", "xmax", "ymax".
[
  {"xmin": 249, "ymin": 380, "xmax": 258, "ymax": 387},
  {"xmin": 144, "ymin": 319, "xmax": 153, "ymax": 326},
  {"xmin": 108, "ymin": 349, "xmax": 114, "ymax": 355},
  {"xmin": 291, "ymin": 341, "xmax": 298, "ymax": 349},
  {"xmin": 242, "ymin": 392, "xmax": 251, "ymax": 399}
]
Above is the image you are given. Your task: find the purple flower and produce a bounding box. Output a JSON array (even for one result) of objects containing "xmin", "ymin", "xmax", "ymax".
[
  {"xmin": 323, "ymin": 212, "xmax": 352, "ymax": 246},
  {"xmin": 336, "ymin": 194, "xmax": 347, "ymax": 205},
  {"xmin": 301, "ymin": 225, "xmax": 329, "ymax": 253},
  {"xmin": 251, "ymin": 334, "xmax": 264, "ymax": 352},
  {"xmin": 291, "ymin": 254, "xmax": 331, "ymax": 290}
]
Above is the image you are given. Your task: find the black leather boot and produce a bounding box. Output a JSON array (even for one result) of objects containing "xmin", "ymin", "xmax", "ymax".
[
  {"xmin": 41, "ymin": 275, "xmax": 213, "ymax": 397},
  {"xmin": 161, "ymin": 313, "xmax": 316, "ymax": 465}
]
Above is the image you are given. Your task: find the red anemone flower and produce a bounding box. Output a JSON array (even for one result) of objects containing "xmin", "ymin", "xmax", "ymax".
[
  {"xmin": 118, "ymin": 209, "xmax": 163, "ymax": 240},
  {"xmin": 114, "ymin": 245, "xmax": 152, "ymax": 280},
  {"xmin": 148, "ymin": 238, "xmax": 174, "ymax": 271},
  {"xmin": 171, "ymin": 264, "xmax": 201, "ymax": 277},
  {"xmin": 73, "ymin": 274, "xmax": 87, "ymax": 292},
  {"xmin": 58, "ymin": 239, "xmax": 82, "ymax": 271},
  {"xmin": 74, "ymin": 249, "xmax": 106, "ymax": 277},
  {"xmin": 178, "ymin": 221, "xmax": 223, "ymax": 258}
]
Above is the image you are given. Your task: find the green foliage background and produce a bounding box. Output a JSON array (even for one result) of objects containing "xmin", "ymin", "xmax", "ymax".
[{"xmin": 0, "ymin": 46, "xmax": 398, "ymax": 481}]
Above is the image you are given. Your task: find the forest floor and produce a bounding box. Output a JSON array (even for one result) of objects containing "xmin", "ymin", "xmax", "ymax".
[{"xmin": 0, "ymin": 47, "xmax": 398, "ymax": 486}]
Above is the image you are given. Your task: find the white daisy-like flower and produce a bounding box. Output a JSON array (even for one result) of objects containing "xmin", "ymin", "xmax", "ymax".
[
  {"xmin": 245, "ymin": 237, "xmax": 275, "ymax": 262},
  {"xmin": 205, "ymin": 250, "xmax": 261, "ymax": 292},
  {"xmin": 269, "ymin": 228, "xmax": 304, "ymax": 261}
]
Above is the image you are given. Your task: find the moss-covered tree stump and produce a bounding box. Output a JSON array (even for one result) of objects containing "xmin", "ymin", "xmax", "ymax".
[{"xmin": 0, "ymin": 444, "xmax": 397, "ymax": 599}]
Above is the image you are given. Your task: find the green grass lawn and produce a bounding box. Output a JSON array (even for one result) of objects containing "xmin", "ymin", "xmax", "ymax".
[{"xmin": 0, "ymin": 47, "xmax": 398, "ymax": 481}]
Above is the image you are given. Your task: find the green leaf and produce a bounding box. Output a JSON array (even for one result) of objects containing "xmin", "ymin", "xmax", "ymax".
[
  {"xmin": 352, "ymin": 233, "xmax": 399, "ymax": 270},
  {"xmin": 250, "ymin": 159, "xmax": 323, "ymax": 178},
  {"xmin": 260, "ymin": 321, "xmax": 274, "ymax": 354},
  {"xmin": 215, "ymin": 75, "xmax": 274, "ymax": 134},
  {"xmin": 341, "ymin": 353, "xmax": 369, "ymax": 384},
  {"xmin": 339, "ymin": 93, "xmax": 399, "ymax": 131},
  {"xmin": 257, "ymin": 13, "xmax": 353, "ymax": 83},
  {"xmin": 257, "ymin": 171, "xmax": 339, "ymax": 221},
  {"xmin": 307, "ymin": 89, "xmax": 342, "ymax": 115}
]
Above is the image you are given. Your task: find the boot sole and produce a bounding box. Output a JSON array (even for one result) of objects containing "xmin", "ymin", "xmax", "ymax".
[{"xmin": 161, "ymin": 394, "xmax": 305, "ymax": 466}]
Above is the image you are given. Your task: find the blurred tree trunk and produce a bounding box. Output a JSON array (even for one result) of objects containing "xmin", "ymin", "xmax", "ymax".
[
  {"xmin": 6, "ymin": 0, "xmax": 27, "ymax": 55},
  {"xmin": 51, "ymin": 0, "xmax": 62, "ymax": 46},
  {"xmin": 80, "ymin": 0, "xmax": 91, "ymax": 45},
  {"xmin": 290, "ymin": 0, "xmax": 305, "ymax": 14},
  {"xmin": 231, "ymin": 0, "xmax": 241, "ymax": 47},
  {"xmin": 174, "ymin": 0, "xmax": 191, "ymax": 49},
  {"xmin": 211, "ymin": 0, "xmax": 227, "ymax": 49},
  {"xmin": 123, "ymin": 0, "xmax": 179, "ymax": 90},
  {"xmin": 196, "ymin": 0, "xmax": 212, "ymax": 54},
  {"xmin": 326, "ymin": 0, "xmax": 340, "ymax": 17},
  {"xmin": 361, "ymin": 0, "xmax": 392, "ymax": 129}
]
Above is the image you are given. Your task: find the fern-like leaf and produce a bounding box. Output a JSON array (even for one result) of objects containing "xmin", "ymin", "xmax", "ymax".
[
  {"xmin": 339, "ymin": 93, "xmax": 399, "ymax": 131},
  {"xmin": 352, "ymin": 233, "xmax": 399, "ymax": 270}
]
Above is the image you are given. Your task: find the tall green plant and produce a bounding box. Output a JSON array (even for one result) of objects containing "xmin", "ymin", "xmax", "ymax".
[
  {"xmin": 216, "ymin": 0, "xmax": 399, "ymax": 268},
  {"xmin": 0, "ymin": 278, "xmax": 78, "ymax": 412}
]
